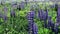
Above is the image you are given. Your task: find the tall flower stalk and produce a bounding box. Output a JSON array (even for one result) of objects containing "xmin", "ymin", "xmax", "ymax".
[
  {"xmin": 54, "ymin": 4, "xmax": 59, "ymax": 34},
  {"xmin": 38, "ymin": 9, "xmax": 48, "ymax": 20},
  {"xmin": 56, "ymin": 5, "xmax": 60, "ymax": 24},
  {"xmin": 27, "ymin": 11, "xmax": 38, "ymax": 34},
  {"xmin": 54, "ymin": 24, "xmax": 59, "ymax": 34},
  {"xmin": 47, "ymin": 16, "xmax": 54, "ymax": 29},
  {"xmin": 38, "ymin": 9, "xmax": 48, "ymax": 28}
]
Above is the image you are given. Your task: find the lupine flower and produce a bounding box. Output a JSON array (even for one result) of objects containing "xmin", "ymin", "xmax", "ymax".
[
  {"xmin": 55, "ymin": 23, "xmax": 59, "ymax": 27},
  {"xmin": 43, "ymin": 9, "xmax": 48, "ymax": 27},
  {"xmin": 54, "ymin": 23, "xmax": 59, "ymax": 34},
  {"xmin": 10, "ymin": 9, "xmax": 16, "ymax": 17},
  {"xmin": 38, "ymin": 9, "xmax": 48, "ymax": 28},
  {"xmin": 54, "ymin": 27, "xmax": 59, "ymax": 34},
  {"xmin": 44, "ymin": 8, "xmax": 48, "ymax": 27},
  {"xmin": 45, "ymin": 8, "xmax": 48, "ymax": 19},
  {"xmin": 55, "ymin": 7, "xmax": 60, "ymax": 34},
  {"xmin": 27, "ymin": 11, "xmax": 35, "ymax": 19},
  {"xmin": 44, "ymin": 20, "xmax": 47, "ymax": 28},
  {"xmin": 47, "ymin": 16, "xmax": 55, "ymax": 30},
  {"xmin": 38, "ymin": 9, "xmax": 44, "ymax": 20},
  {"xmin": 27, "ymin": 11, "xmax": 38, "ymax": 34},
  {"xmin": 56, "ymin": 5, "xmax": 60, "ymax": 24},
  {"xmin": 32, "ymin": 23, "xmax": 38, "ymax": 34},
  {"xmin": 47, "ymin": 16, "xmax": 51, "ymax": 29},
  {"xmin": 54, "ymin": 24, "xmax": 59, "ymax": 34},
  {"xmin": 38, "ymin": 9, "xmax": 48, "ymax": 20},
  {"xmin": 47, "ymin": 16, "xmax": 55, "ymax": 33}
]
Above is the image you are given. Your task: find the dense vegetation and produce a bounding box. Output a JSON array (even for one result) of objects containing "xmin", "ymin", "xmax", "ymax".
[{"xmin": 0, "ymin": 2, "xmax": 60, "ymax": 34}]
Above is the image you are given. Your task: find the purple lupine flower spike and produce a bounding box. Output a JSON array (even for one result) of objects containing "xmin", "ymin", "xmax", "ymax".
[
  {"xmin": 32, "ymin": 23, "xmax": 38, "ymax": 34},
  {"xmin": 56, "ymin": 5, "xmax": 60, "ymax": 32},
  {"xmin": 27, "ymin": 11, "xmax": 38, "ymax": 34},
  {"xmin": 38, "ymin": 9, "xmax": 43, "ymax": 20},
  {"xmin": 44, "ymin": 20, "xmax": 47, "ymax": 28},
  {"xmin": 56, "ymin": 6, "xmax": 60, "ymax": 24},
  {"xmin": 47, "ymin": 16, "xmax": 55, "ymax": 32},
  {"xmin": 38, "ymin": 9, "xmax": 48, "ymax": 28},
  {"xmin": 43, "ymin": 8, "xmax": 48, "ymax": 20},
  {"xmin": 47, "ymin": 16, "xmax": 52, "ymax": 29},
  {"xmin": 47, "ymin": 16, "xmax": 55, "ymax": 29},
  {"xmin": 10, "ymin": 9, "xmax": 16, "ymax": 17},
  {"xmin": 44, "ymin": 8, "xmax": 48, "ymax": 27},
  {"xmin": 38, "ymin": 9, "xmax": 48, "ymax": 20},
  {"xmin": 54, "ymin": 23, "xmax": 59, "ymax": 34},
  {"xmin": 54, "ymin": 5, "xmax": 59, "ymax": 34},
  {"xmin": 45, "ymin": 8, "xmax": 48, "ymax": 19}
]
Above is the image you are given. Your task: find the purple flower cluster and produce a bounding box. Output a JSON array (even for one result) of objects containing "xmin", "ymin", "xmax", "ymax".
[
  {"xmin": 38, "ymin": 9, "xmax": 48, "ymax": 20},
  {"xmin": 38, "ymin": 9, "xmax": 48, "ymax": 28},
  {"xmin": 38, "ymin": 6, "xmax": 59, "ymax": 34},
  {"xmin": 27, "ymin": 11, "xmax": 38, "ymax": 34}
]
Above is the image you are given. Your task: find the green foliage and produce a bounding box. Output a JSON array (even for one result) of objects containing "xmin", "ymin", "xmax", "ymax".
[{"xmin": 0, "ymin": 3, "xmax": 58, "ymax": 34}]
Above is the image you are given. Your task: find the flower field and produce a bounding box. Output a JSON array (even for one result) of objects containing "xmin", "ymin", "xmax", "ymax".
[{"xmin": 0, "ymin": 1, "xmax": 60, "ymax": 34}]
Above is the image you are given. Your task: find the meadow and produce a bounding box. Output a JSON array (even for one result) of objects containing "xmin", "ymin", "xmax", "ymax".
[{"xmin": 0, "ymin": 1, "xmax": 60, "ymax": 34}]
